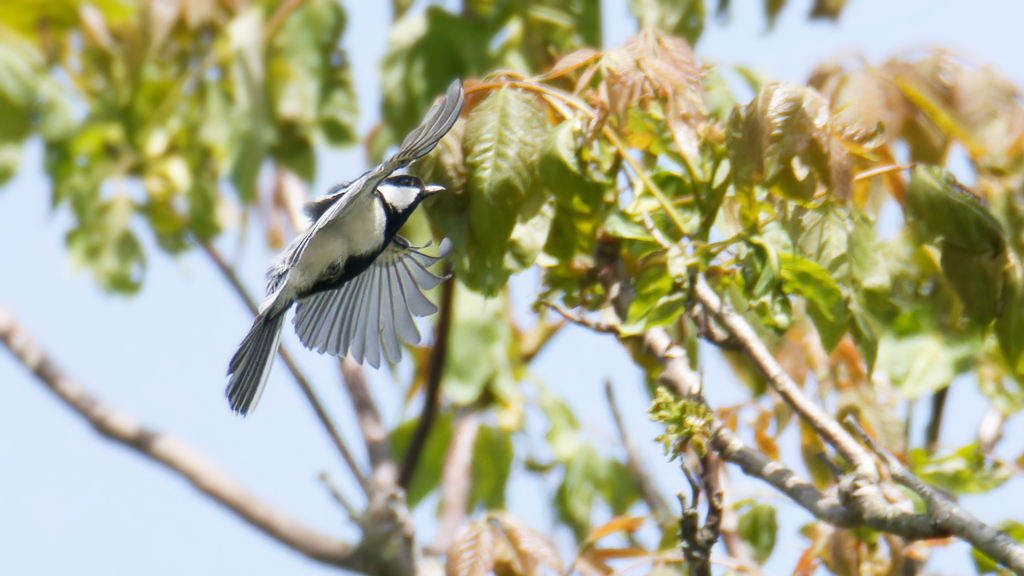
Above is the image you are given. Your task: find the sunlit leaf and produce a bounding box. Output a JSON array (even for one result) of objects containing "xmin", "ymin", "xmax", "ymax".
[
  {"xmin": 390, "ymin": 413, "xmax": 454, "ymax": 507},
  {"xmin": 463, "ymin": 87, "xmax": 548, "ymax": 295},
  {"xmin": 469, "ymin": 426, "xmax": 514, "ymax": 512},
  {"xmin": 737, "ymin": 502, "xmax": 777, "ymax": 563},
  {"xmin": 909, "ymin": 443, "xmax": 1011, "ymax": 495},
  {"xmin": 778, "ymin": 253, "xmax": 847, "ymax": 351}
]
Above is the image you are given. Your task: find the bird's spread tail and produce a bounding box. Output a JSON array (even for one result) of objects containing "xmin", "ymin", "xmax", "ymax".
[{"xmin": 226, "ymin": 312, "xmax": 286, "ymax": 415}]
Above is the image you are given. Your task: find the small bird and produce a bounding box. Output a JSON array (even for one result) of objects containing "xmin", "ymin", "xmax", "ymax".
[{"xmin": 227, "ymin": 80, "xmax": 465, "ymax": 415}]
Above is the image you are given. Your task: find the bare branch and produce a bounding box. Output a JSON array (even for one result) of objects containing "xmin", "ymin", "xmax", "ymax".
[
  {"xmin": 846, "ymin": 416, "xmax": 1024, "ymax": 573},
  {"xmin": 540, "ymin": 301, "xmax": 619, "ymax": 334},
  {"xmin": 691, "ymin": 274, "xmax": 876, "ymax": 478},
  {"xmin": 200, "ymin": 239, "xmax": 371, "ymax": 496},
  {"xmin": 0, "ymin": 305, "xmax": 364, "ymax": 571},
  {"xmin": 399, "ymin": 272, "xmax": 455, "ymax": 489},
  {"xmin": 604, "ymin": 381, "xmax": 674, "ymax": 528},
  {"xmin": 341, "ymin": 356, "xmax": 395, "ymax": 480},
  {"xmin": 427, "ymin": 412, "xmax": 479, "ymax": 555}
]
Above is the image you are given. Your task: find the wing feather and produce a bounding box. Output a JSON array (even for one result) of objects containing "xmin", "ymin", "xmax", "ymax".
[{"xmin": 292, "ymin": 239, "xmax": 449, "ymax": 367}]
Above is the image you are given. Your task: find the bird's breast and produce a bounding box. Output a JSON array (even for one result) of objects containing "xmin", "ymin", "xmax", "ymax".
[{"xmin": 291, "ymin": 195, "xmax": 387, "ymax": 293}]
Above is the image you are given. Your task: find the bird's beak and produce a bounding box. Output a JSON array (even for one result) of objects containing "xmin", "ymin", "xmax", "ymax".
[{"xmin": 424, "ymin": 184, "xmax": 446, "ymax": 195}]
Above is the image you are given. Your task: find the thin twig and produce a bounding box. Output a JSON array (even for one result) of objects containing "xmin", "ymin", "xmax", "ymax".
[
  {"xmin": 341, "ymin": 356, "xmax": 394, "ymax": 478},
  {"xmin": 399, "ymin": 273, "xmax": 456, "ymax": 489},
  {"xmin": 845, "ymin": 415, "xmax": 1024, "ymax": 573},
  {"xmin": 427, "ymin": 412, "xmax": 479, "ymax": 555},
  {"xmin": 200, "ymin": 240, "xmax": 370, "ymax": 496},
  {"xmin": 540, "ymin": 301, "xmax": 620, "ymax": 334},
  {"xmin": 318, "ymin": 472, "xmax": 360, "ymax": 521},
  {"xmin": 0, "ymin": 305, "xmax": 364, "ymax": 570},
  {"xmin": 692, "ymin": 274, "xmax": 875, "ymax": 478},
  {"xmin": 605, "ymin": 381, "xmax": 673, "ymax": 528}
]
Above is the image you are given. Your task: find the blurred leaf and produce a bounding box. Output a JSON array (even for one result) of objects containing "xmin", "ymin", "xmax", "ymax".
[
  {"xmin": 463, "ymin": 87, "xmax": 547, "ymax": 295},
  {"xmin": 540, "ymin": 120, "xmax": 606, "ymax": 260},
  {"xmin": 737, "ymin": 502, "xmax": 777, "ymax": 563},
  {"xmin": 764, "ymin": 0, "xmax": 787, "ymax": 29},
  {"xmin": 877, "ymin": 332, "xmax": 979, "ymax": 399},
  {"xmin": 390, "ymin": 412, "xmax": 454, "ymax": 507},
  {"xmin": 627, "ymin": 266, "xmax": 674, "ymax": 324},
  {"xmin": 493, "ymin": 513, "xmax": 564, "ymax": 575},
  {"xmin": 629, "ymin": 0, "xmax": 705, "ymax": 46},
  {"xmin": 444, "ymin": 285, "xmax": 514, "ymax": 405},
  {"xmin": 586, "ymin": 516, "xmax": 645, "ymax": 543},
  {"xmin": 556, "ymin": 444, "xmax": 604, "ymax": 540},
  {"xmin": 778, "ymin": 253, "xmax": 847, "ymax": 351},
  {"xmin": 905, "ymin": 165, "xmax": 1005, "ymax": 256},
  {"xmin": 447, "ymin": 519, "xmax": 494, "ymax": 576},
  {"xmin": 800, "ymin": 419, "xmax": 834, "ymax": 490},
  {"xmin": 909, "ymin": 443, "xmax": 1011, "ymax": 495},
  {"xmin": 65, "ymin": 195, "xmax": 145, "ymax": 294},
  {"xmin": 469, "ymin": 425, "xmax": 514, "ymax": 512},
  {"xmin": 809, "ymin": 0, "xmax": 847, "ymax": 19},
  {"xmin": 600, "ymin": 460, "xmax": 640, "ymax": 516}
]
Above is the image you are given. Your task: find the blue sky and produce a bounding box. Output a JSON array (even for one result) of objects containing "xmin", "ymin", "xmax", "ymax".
[{"xmin": 1, "ymin": 1, "xmax": 1022, "ymax": 575}]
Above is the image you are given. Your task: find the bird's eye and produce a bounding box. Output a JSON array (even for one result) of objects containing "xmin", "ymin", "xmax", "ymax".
[{"xmin": 397, "ymin": 176, "xmax": 413, "ymax": 187}]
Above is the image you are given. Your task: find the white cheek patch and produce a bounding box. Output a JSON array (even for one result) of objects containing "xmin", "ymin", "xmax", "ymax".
[{"xmin": 379, "ymin": 184, "xmax": 420, "ymax": 211}]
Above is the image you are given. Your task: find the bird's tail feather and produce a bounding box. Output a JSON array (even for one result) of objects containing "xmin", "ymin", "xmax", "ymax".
[{"xmin": 226, "ymin": 312, "xmax": 286, "ymax": 415}]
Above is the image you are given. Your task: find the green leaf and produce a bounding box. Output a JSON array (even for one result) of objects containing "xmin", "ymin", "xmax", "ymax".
[
  {"xmin": 627, "ymin": 266, "xmax": 674, "ymax": 324},
  {"xmin": 849, "ymin": 216, "xmax": 891, "ymax": 292},
  {"xmin": 940, "ymin": 243, "xmax": 1005, "ymax": 325},
  {"xmin": 463, "ymin": 87, "xmax": 547, "ymax": 295},
  {"xmin": 604, "ymin": 211, "xmax": 654, "ymax": 241},
  {"xmin": 65, "ymin": 195, "xmax": 145, "ymax": 294},
  {"xmin": 444, "ymin": 284, "xmax": 514, "ymax": 405},
  {"xmin": 972, "ymin": 520, "xmax": 1024, "ymax": 574},
  {"xmin": 539, "ymin": 388, "xmax": 581, "ymax": 461},
  {"xmin": 506, "ymin": 197, "xmax": 553, "ymax": 272},
  {"xmin": 778, "ymin": 253, "xmax": 847, "ymax": 351},
  {"xmin": 629, "ymin": 0, "xmax": 705, "ymax": 46},
  {"xmin": 540, "ymin": 120, "xmax": 606, "ymax": 260},
  {"xmin": 555, "ymin": 444, "xmax": 603, "ymax": 540},
  {"xmin": 468, "ymin": 425, "xmax": 513, "ymax": 512},
  {"xmin": 905, "ymin": 165, "xmax": 1005, "ymax": 256},
  {"xmin": 876, "ymin": 332, "xmax": 980, "ymax": 398},
  {"xmin": 909, "ymin": 443, "xmax": 1011, "ymax": 495},
  {"xmin": 737, "ymin": 503, "xmax": 777, "ymax": 563},
  {"xmin": 600, "ymin": 459, "xmax": 641, "ymax": 516},
  {"xmin": 389, "ymin": 413, "xmax": 454, "ymax": 507}
]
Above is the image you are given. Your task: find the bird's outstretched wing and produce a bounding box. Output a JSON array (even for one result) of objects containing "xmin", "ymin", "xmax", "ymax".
[
  {"xmin": 265, "ymin": 79, "xmax": 463, "ymax": 293},
  {"xmin": 291, "ymin": 238, "xmax": 451, "ymax": 367},
  {"xmin": 280, "ymin": 80, "xmax": 464, "ymax": 269}
]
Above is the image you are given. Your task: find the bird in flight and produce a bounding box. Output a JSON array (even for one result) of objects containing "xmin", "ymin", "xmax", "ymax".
[{"xmin": 227, "ymin": 80, "xmax": 465, "ymax": 415}]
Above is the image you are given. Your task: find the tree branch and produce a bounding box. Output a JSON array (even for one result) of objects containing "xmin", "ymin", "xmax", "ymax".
[
  {"xmin": 0, "ymin": 304, "xmax": 365, "ymax": 571},
  {"xmin": 691, "ymin": 274, "xmax": 876, "ymax": 478},
  {"xmin": 427, "ymin": 412, "xmax": 479, "ymax": 555},
  {"xmin": 200, "ymin": 240, "xmax": 371, "ymax": 496},
  {"xmin": 846, "ymin": 416, "xmax": 1024, "ymax": 573},
  {"xmin": 635, "ymin": 316, "xmax": 956, "ymax": 543},
  {"xmin": 604, "ymin": 380, "xmax": 674, "ymax": 529},
  {"xmin": 341, "ymin": 356, "xmax": 395, "ymax": 479},
  {"xmin": 399, "ymin": 273, "xmax": 455, "ymax": 489}
]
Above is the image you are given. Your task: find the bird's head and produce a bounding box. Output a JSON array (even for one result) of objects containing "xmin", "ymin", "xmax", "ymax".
[{"xmin": 378, "ymin": 174, "xmax": 445, "ymax": 214}]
